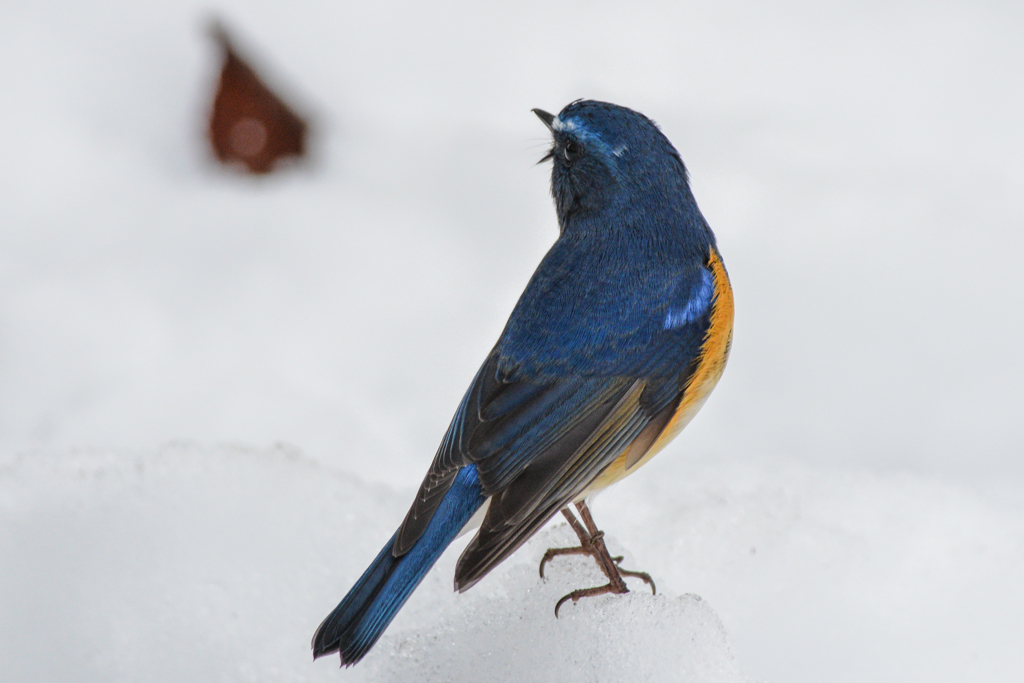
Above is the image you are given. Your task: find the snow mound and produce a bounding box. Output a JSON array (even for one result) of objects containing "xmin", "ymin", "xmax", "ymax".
[
  {"xmin": 373, "ymin": 534, "xmax": 752, "ymax": 683},
  {"xmin": 0, "ymin": 444, "xmax": 753, "ymax": 683},
  {"xmin": 6, "ymin": 442, "xmax": 1023, "ymax": 682}
]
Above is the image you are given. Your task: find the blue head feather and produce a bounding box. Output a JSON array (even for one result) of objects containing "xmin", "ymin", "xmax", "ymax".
[{"xmin": 542, "ymin": 100, "xmax": 710, "ymax": 252}]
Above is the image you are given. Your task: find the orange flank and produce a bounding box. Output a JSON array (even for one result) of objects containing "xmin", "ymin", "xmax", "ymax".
[{"xmin": 583, "ymin": 247, "xmax": 734, "ymax": 495}]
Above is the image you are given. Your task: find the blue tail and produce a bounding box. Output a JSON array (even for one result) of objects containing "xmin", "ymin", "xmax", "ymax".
[{"xmin": 312, "ymin": 465, "xmax": 487, "ymax": 665}]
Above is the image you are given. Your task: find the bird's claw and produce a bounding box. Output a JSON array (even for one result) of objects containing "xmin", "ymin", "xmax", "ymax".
[
  {"xmin": 618, "ymin": 567, "xmax": 656, "ymax": 595},
  {"xmin": 543, "ymin": 503, "xmax": 657, "ymax": 615},
  {"xmin": 554, "ymin": 582, "xmax": 628, "ymax": 618},
  {"xmin": 539, "ymin": 545, "xmax": 590, "ymax": 578}
]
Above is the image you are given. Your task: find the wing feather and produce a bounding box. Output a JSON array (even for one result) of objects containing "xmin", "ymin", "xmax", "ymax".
[
  {"xmin": 395, "ymin": 259, "xmax": 718, "ymax": 566},
  {"xmin": 453, "ymin": 379, "xmax": 667, "ymax": 589}
]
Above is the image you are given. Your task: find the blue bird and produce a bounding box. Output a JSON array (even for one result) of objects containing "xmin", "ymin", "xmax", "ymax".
[{"xmin": 312, "ymin": 100, "xmax": 734, "ymax": 666}]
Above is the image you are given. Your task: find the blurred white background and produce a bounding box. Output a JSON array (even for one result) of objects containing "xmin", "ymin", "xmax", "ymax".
[{"xmin": 1, "ymin": 1, "xmax": 1022, "ymax": 682}]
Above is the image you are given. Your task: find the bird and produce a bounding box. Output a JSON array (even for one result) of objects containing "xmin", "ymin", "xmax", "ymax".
[{"xmin": 312, "ymin": 99, "xmax": 734, "ymax": 666}]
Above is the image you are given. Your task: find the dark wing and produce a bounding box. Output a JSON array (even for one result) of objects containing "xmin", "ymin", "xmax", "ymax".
[
  {"xmin": 395, "ymin": 259, "xmax": 718, "ymax": 588},
  {"xmin": 454, "ymin": 375, "xmax": 672, "ymax": 591},
  {"xmin": 393, "ymin": 350, "xmax": 636, "ymax": 555}
]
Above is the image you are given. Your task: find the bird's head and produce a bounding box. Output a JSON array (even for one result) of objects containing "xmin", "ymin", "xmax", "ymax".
[{"xmin": 534, "ymin": 100, "xmax": 693, "ymax": 230}]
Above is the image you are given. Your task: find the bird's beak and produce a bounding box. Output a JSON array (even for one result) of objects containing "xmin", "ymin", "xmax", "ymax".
[{"xmin": 532, "ymin": 108, "xmax": 555, "ymax": 132}]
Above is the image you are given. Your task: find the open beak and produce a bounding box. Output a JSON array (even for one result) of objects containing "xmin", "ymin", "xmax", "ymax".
[{"xmin": 532, "ymin": 108, "xmax": 555, "ymax": 132}]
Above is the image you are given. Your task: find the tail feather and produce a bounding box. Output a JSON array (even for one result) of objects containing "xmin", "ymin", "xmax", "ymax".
[{"xmin": 312, "ymin": 465, "xmax": 487, "ymax": 665}]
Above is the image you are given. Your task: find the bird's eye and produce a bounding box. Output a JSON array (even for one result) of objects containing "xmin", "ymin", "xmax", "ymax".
[{"xmin": 563, "ymin": 139, "xmax": 580, "ymax": 162}]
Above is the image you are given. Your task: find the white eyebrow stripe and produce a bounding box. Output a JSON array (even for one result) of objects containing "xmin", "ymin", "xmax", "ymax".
[
  {"xmin": 663, "ymin": 268, "xmax": 715, "ymax": 330},
  {"xmin": 551, "ymin": 117, "xmax": 575, "ymax": 132},
  {"xmin": 612, "ymin": 144, "xmax": 628, "ymax": 157}
]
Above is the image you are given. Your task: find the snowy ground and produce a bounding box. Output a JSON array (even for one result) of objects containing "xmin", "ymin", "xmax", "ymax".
[
  {"xmin": 2, "ymin": 1, "xmax": 1023, "ymax": 681},
  {"xmin": 1, "ymin": 445, "xmax": 756, "ymax": 683},
  {"xmin": 4, "ymin": 445, "xmax": 1022, "ymax": 682}
]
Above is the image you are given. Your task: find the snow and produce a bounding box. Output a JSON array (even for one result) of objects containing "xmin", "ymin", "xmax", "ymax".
[
  {"xmin": 2, "ymin": 0, "xmax": 1024, "ymax": 681},
  {"xmin": 4, "ymin": 445, "xmax": 1022, "ymax": 682},
  {"xmin": 0, "ymin": 445, "xmax": 756, "ymax": 683}
]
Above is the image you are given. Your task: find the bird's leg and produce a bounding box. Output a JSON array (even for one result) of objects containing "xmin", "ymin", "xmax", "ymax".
[
  {"xmin": 538, "ymin": 507, "xmax": 602, "ymax": 578},
  {"xmin": 575, "ymin": 502, "xmax": 656, "ymax": 593},
  {"xmin": 571, "ymin": 503, "xmax": 628, "ymax": 594},
  {"xmin": 540, "ymin": 501, "xmax": 657, "ymax": 617}
]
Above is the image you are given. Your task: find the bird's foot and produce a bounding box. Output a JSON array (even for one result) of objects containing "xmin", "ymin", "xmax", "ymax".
[
  {"xmin": 554, "ymin": 581, "xmax": 627, "ymax": 617},
  {"xmin": 543, "ymin": 502, "xmax": 657, "ymax": 616},
  {"xmin": 615, "ymin": 565, "xmax": 656, "ymax": 594},
  {"xmin": 539, "ymin": 544, "xmax": 591, "ymax": 578}
]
